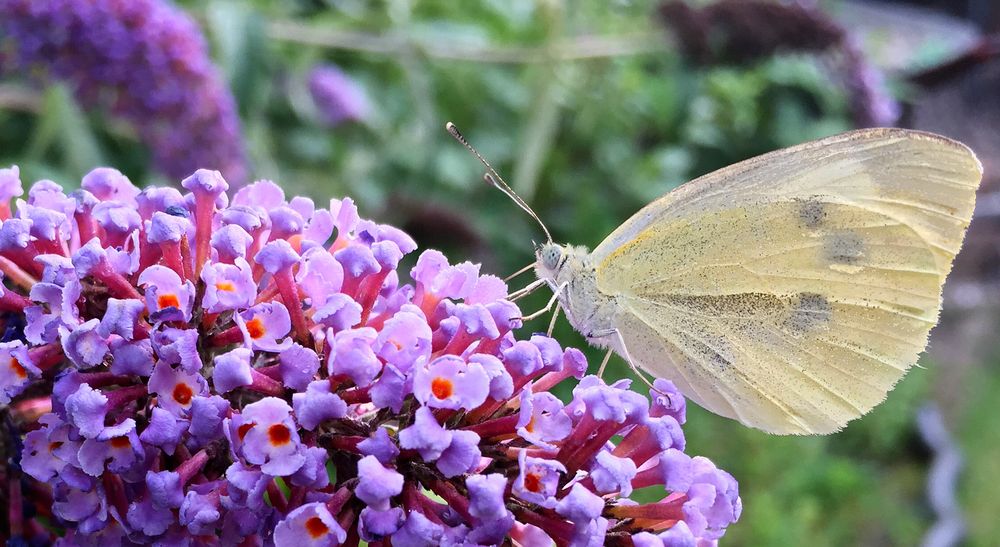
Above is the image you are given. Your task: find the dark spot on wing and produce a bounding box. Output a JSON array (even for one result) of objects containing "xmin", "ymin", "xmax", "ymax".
[
  {"xmin": 678, "ymin": 331, "xmax": 733, "ymax": 372},
  {"xmin": 784, "ymin": 292, "xmax": 832, "ymax": 334},
  {"xmin": 823, "ymin": 231, "xmax": 865, "ymax": 265},
  {"xmin": 798, "ymin": 199, "xmax": 826, "ymax": 229}
]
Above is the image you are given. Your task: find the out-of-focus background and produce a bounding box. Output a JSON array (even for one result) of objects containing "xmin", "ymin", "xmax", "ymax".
[{"xmin": 1, "ymin": 0, "xmax": 998, "ymax": 545}]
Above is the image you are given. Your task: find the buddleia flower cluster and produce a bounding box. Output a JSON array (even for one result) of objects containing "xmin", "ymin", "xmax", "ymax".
[
  {"xmin": 0, "ymin": 165, "xmax": 741, "ymax": 545},
  {"xmin": 0, "ymin": 0, "xmax": 248, "ymax": 185}
]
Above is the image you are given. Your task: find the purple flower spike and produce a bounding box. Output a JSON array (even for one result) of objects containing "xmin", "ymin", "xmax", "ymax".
[
  {"xmin": 413, "ymin": 355, "xmax": 490, "ymax": 411},
  {"xmin": 356, "ymin": 455, "xmax": 404, "ymax": 510},
  {"xmin": 236, "ymin": 302, "xmax": 293, "ymax": 352},
  {"xmin": 81, "ymin": 168, "xmax": 140, "ymax": 204},
  {"xmin": 274, "ymin": 502, "xmax": 347, "ymax": 546},
  {"xmin": 239, "ymin": 397, "xmax": 306, "ymax": 476},
  {"xmin": 137, "ymin": 265, "xmax": 195, "ymax": 322},
  {"xmin": 0, "ymin": 169, "xmax": 740, "ymax": 544}
]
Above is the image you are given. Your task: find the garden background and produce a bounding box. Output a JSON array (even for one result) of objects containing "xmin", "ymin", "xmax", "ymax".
[{"xmin": 1, "ymin": 0, "xmax": 999, "ymax": 545}]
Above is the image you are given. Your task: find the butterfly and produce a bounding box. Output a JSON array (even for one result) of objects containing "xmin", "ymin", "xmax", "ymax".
[{"xmin": 448, "ymin": 125, "xmax": 982, "ymax": 435}]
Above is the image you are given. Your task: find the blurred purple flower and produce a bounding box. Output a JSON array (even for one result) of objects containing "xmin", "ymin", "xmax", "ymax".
[
  {"xmin": 0, "ymin": 0, "xmax": 248, "ymax": 183},
  {"xmin": 308, "ymin": 64, "xmax": 371, "ymax": 126}
]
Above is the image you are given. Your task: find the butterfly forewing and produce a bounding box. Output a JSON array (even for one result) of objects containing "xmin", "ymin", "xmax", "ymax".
[{"xmin": 591, "ymin": 129, "xmax": 982, "ymax": 434}]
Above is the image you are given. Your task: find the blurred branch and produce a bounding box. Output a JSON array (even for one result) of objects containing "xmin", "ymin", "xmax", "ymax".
[
  {"xmin": 0, "ymin": 84, "xmax": 42, "ymax": 112},
  {"xmin": 917, "ymin": 404, "xmax": 965, "ymax": 547},
  {"xmin": 266, "ymin": 21, "xmax": 668, "ymax": 63}
]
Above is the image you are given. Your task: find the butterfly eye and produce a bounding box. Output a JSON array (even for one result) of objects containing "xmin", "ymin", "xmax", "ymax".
[{"xmin": 541, "ymin": 246, "xmax": 562, "ymax": 270}]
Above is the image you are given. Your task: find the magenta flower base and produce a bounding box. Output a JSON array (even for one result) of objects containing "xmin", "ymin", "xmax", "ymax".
[{"xmin": 0, "ymin": 166, "xmax": 741, "ymax": 546}]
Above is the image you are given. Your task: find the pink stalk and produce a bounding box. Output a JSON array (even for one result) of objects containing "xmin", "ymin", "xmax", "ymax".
[
  {"xmin": 0, "ymin": 288, "xmax": 31, "ymax": 312},
  {"xmin": 101, "ymin": 473, "xmax": 129, "ymax": 520},
  {"xmin": 606, "ymin": 493, "xmax": 686, "ymax": 522},
  {"xmin": 248, "ymin": 367, "xmax": 284, "ymax": 396},
  {"xmin": 462, "ymin": 414, "xmax": 520, "ymax": 439},
  {"xmin": 425, "ymin": 478, "xmax": 473, "ymax": 522},
  {"xmin": 26, "ymin": 343, "xmax": 64, "ymax": 372},
  {"xmin": 0, "ymin": 255, "xmax": 37, "ymax": 290},
  {"xmin": 325, "ymin": 484, "xmax": 355, "ymax": 515},
  {"xmin": 272, "ymin": 268, "xmax": 309, "ymax": 343},
  {"xmin": 89, "ymin": 259, "xmax": 143, "ymax": 300}
]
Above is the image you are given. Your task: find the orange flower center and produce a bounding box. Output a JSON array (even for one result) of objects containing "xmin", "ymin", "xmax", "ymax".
[
  {"xmin": 524, "ymin": 472, "xmax": 542, "ymax": 493},
  {"xmin": 158, "ymin": 293, "xmax": 181, "ymax": 309},
  {"xmin": 48, "ymin": 441, "xmax": 63, "ymax": 452},
  {"xmin": 172, "ymin": 383, "xmax": 193, "ymax": 405},
  {"xmin": 245, "ymin": 317, "xmax": 266, "ymax": 339},
  {"xmin": 525, "ymin": 416, "xmax": 536, "ymax": 433},
  {"xmin": 237, "ymin": 422, "xmax": 255, "ymax": 440},
  {"xmin": 268, "ymin": 424, "xmax": 291, "ymax": 446},
  {"xmin": 431, "ymin": 377, "xmax": 453, "ymax": 400},
  {"xmin": 304, "ymin": 516, "xmax": 329, "ymax": 538},
  {"xmin": 9, "ymin": 358, "xmax": 26, "ymax": 379},
  {"xmin": 110, "ymin": 436, "xmax": 131, "ymax": 449},
  {"xmin": 215, "ymin": 281, "xmax": 236, "ymax": 292}
]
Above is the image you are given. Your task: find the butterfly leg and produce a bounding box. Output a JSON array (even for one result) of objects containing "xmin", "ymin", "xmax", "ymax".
[
  {"xmin": 589, "ymin": 327, "xmax": 670, "ymax": 400},
  {"xmin": 517, "ymin": 282, "xmax": 567, "ymax": 321},
  {"xmin": 508, "ymin": 278, "xmax": 546, "ymax": 301},
  {"xmin": 546, "ymin": 303, "xmax": 562, "ymax": 336},
  {"xmin": 504, "ymin": 262, "xmax": 536, "ymax": 282},
  {"xmin": 598, "ymin": 349, "xmax": 614, "ymax": 378}
]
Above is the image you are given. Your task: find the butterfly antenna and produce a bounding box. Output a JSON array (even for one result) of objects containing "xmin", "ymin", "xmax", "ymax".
[{"xmin": 446, "ymin": 122, "xmax": 553, "ymax": 243}]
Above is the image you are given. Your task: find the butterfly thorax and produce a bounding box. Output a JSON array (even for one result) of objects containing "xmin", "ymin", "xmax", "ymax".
[{"xmin": 534, "ymin": 243, "xmax": 619, "ymax": 348}]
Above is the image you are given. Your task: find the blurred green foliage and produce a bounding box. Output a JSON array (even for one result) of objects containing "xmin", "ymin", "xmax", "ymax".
[{"xmin": 0, "ymin": 1, "xmax": 991, "ymax": 545}]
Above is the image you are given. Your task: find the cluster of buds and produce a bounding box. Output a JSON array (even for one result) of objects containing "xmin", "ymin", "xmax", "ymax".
[{"xmin": 0, "ymin": 165, "xmax": 740, "ymax": 545}]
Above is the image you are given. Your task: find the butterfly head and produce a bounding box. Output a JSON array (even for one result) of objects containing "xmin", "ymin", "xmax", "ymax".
[{"xmin": 535, "ymin": 242, "xmax": 590, "ymax": 284}]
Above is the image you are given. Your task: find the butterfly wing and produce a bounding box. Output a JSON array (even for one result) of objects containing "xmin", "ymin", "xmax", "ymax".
[{"xmin": 592, "ymin": 129, "xmax": 982, "ymax": 434}]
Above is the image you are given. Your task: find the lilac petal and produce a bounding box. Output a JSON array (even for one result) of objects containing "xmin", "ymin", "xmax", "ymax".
[
  {"xmin": 358, "ymin": 427, "xmax": 400, "ymax": 465},
  {"xmin": 61, "ymin": 319, "xmax": 110, "ymax": 369},
  {"xmin": 467, "ymin": 473, "xmax": 508, "ymax": 521},
  {"xmin": 292, "ymin": 380, "xmax": 347, "ymax": 431},
  {"xmin": 212, "ymin": 347, "xmax": 254, "ymax": 394},
  {"xmin": 413, "ymin": 355, "xmax": 490, "ymax": 411},
  {"xmin": 279, "ymin": 343, "xmax": 320, "ymax": 390},
  {"xmin": 436, "ymin": 429, "xmax": 481, "ymax": 478},
  {"xmin": 355, "ymin": 455, "xmax": 404, "ymax": 510},
  {"xmin": 392, "ymin": 510, "xmax": 444, "ymax": 547},
  {"xmin": 273, "ymin": 502, "xmax": 346, "ymax": 546},
  {"xmin": 398, "ymin": 406, "xmax": 452, "ymax": 461},
  {"xmin": 359, "ymin": 506, "xmax": 405, "ymax": 543}
]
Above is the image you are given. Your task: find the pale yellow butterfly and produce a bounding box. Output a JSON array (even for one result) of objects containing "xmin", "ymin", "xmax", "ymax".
[{"xmin": 449, "ymin": 124, "xmax": 982, "ymax": 435}]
